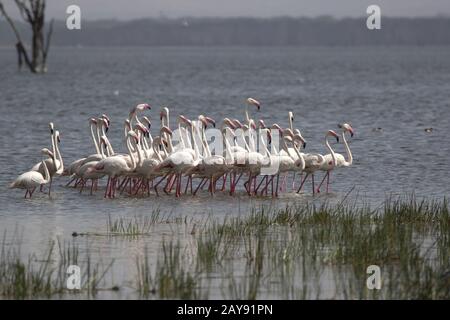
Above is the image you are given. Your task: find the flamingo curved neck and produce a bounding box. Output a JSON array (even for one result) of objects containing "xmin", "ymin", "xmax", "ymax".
[
  {"xmin": 90, "ymin": 122, "xmax": 100, "ymax": 154},
  {"xmin": 325, "ymin": 136, "xmax": 337, "ymax": 166},
  {"xmin": 201, "ymin": 124, "xmax": 211, "ymax": 157},
  {"xmin": 54, "ymin": 134, "xmax": 64, "ymax": 174},
  {"xmin": 152, "ymin": 138, "xmax": 163, "ymax": 162},
  {"xmin": 41, "ymin": 160, "xmax": 50, "ymax": 183},
  {"xmin": 342, "ymin": 131, "xmax": 353, "ymax": 165},
  {"xmin": 190, "ymin": 124, "xmax": 200, "ymax": 161},
  {"xmin": 126, "ymin": 137, "xmax": 137, "ymax": 171}
]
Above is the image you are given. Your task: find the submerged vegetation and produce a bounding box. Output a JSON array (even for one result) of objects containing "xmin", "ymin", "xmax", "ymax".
[{"xmin": 1, "ymin": 196, "xmax": 449, "ymax": 299}]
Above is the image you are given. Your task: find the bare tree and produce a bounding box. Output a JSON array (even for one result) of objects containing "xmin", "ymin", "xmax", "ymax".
[{"xmin": 0, "ymin": 0, "xmax": 53, "ymax": 73}]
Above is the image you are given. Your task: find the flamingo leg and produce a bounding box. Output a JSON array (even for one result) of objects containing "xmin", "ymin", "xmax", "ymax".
[
  {"xmin": 153, "ymin": 173, "xmax": 169, "ymax": 196},
  {"xmin": 316, "ymin": 172, "xmax": 329, "ymax": 194},
  {"xmin": 24, "ymin": 190, "xmax": 29, "ymax": 198},
  {"xmin": 296, "ymin": 173, "xmax": 309, "ymax": 193},
  {"xmin": 233, "ymin": 173, "xmax": 243, "ymax": 191},
  {"xmin": 48, "ymin": 178, "xmax": 52, "ymax": 196},
  {"xmin": 221, "ymin": 174, "xmax": 227, "ymax": 191},
  {"xmin": 312, "ymin": 174, "xmax": 315, "ymax": 195},
  {"xmin": 104, "ymin": 177, "xmax": 110, "ymax": 198},
  {"xmin": 326, "ymin": 171, "xmax": 330, "ymax": 193},
  {"xmin": 292, "ymin": 172, "xmax": 296, "ymax": 191},
  {"xmin": 66, "ymin": 176, "xmax": 77, "ymax": 187},
  {"xmin": 193, "ymin": 177, "xmax": 205, "ymax": 196},
  {"xmin": 90, "ymin": 180, "xmax": 95, "ymax": 195},
  {"xmin": 79, "ymin": 179, "xmax": 85, "ymax": 193},
  {"xmin": 275, "ymin": 174, "xmax": 280, "ymax": 197},
  {"xmin": 255, "ymin": 175, "xmax": 267, "ymax": 194}
]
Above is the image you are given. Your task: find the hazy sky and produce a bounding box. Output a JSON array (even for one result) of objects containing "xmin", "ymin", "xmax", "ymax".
[{"xmin": 2, "ymin": 0, "xmax": 450, "ymax": 20}]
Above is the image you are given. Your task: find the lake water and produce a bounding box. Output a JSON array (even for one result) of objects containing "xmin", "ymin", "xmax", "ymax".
[{"xmin": 1, "ymin": 46, "xmax": 450, "ymax": 298}]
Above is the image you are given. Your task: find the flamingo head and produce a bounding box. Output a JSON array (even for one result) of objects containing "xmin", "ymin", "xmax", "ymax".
[
  {"xmin": 99, "ymin": 117, "xmax": 109, "ymax": 133},
  {"xmin": 124, "ymin": 119, "xmax": 131, "ymax": 131},
  {"xmin": 288, "ymin": 111, "xmax": 294, "ymax": 123},
  {"xmin": 136, "ymin": 103, "xmax": 151, "ymax": 111},
  {"xmin": 127, "ymin": 130, "xmax": 140, "ymax": 144},
  {"xmin": 294, "ymin": 134, "xmax": 306, "ymax": 149},
  {"xmin": 327, "ymin": 130, "xmax": 340, "ymax": 143},
  {"xmin": 232, "ymin": 119, "xmax": 243, "ymax": 129},
  {"xmin": 179, "ymin": 115, "xmax": 192, "ymax": 129},
  {"xmin": 204, "ymin": 116, "xmax": 216, "ymax": 128},
  {"xmin": 223, "ymin": 118, "xmax": 237, "ymax": 130},
  {"xmin": 283, "ymin": 128, "xmax": 294, "ymax": 138},
  {"xmin": 55, "ymin": 130, "xmax": 61, "ymax": 144},
  {"xmin": 271, "ymin": 124, "xmax": 283, "ymax": 135},
  {"xmin": 135, "ymin": 123, "xmax": 149, "ymax": 136},
  {"xmin": 258, "ymin": 119, "xmax": 266, "ymax": 129},
  {"xmin": 49, "ymin": 122, "xmax": 54, "ymax": 135},
  {"xmin": 101, "ymin": 114, "xmax": 111, "ymax": 126},
  {"xmin": 160, "ymin": 126, "xmax": 173, "ymax": 137},
  {"xmin": 338, "ymin": 123, "xmax": 354, "ymax": 137},
  {"xmin": 142, "ymin": 116, "xmax": 151, "ymax": 129},
  {"xmin": 249, "ymin": 120, "xmax": 257, "ymax": 130},
  {"xmin": 246, "ymin": 98, "xmax": 261, "ymax": 111},
  {"xmin": 41, "ymin": 148, "xmax": 54, "ymax": 158},
  {"xmin": 266, "ymin": 128, "xmax": 272, "ymax": 144},
  {"xmin": 160, "ymin": 107, "xmax": 169, "ymax": 121}
]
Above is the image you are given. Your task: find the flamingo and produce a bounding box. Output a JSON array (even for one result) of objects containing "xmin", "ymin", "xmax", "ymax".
[
  {"xmin": 11, "ymin": 149, "xmax": 52, "ymax": 198},
  {"xmin": 31, "ymin": 125, "xmax": 63, "ymax": 196},
  {"xmin": 297, "ymin": 130, "xmax": 339, "ymax": 195},
  {"xmin": 316, "ymin": 123, "xmax": 354, "ymax": 193},
  {"xmin": 154, "ymin": 123, "xmax": 200, "ymax": 197},
  {"xmin": 95, "ymin": 131, "xmax": 140, "ymax": 198}
]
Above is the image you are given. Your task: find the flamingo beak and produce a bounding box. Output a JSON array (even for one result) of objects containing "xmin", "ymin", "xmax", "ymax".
[{"xmin": 350, "ymin": 129, "xmax": 354, "ymax": 137}]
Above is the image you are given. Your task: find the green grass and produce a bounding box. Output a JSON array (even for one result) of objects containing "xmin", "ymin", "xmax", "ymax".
[
  {"xmin": 0, "ymin": 233, "xmax": 115, "ymax": 299},
  {"xmin": 2, "ymin": 195, "xmax": 449, "ymax": 299}
]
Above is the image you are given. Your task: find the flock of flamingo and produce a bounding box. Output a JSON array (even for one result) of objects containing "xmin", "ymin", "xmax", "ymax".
[{"xmin": 10, "ymin": 98, "xmax": 354, "ymax": 199}]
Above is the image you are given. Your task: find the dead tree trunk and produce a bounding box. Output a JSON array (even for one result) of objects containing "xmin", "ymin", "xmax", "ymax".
[{"xmin": 0, "ymin": 0, "xmax": 53, "ymax": 73}]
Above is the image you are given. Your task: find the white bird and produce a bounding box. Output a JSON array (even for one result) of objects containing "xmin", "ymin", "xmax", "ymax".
[
  {"xmin": 31, "ymin": 125, "xmax": 63, "ymax": 195},
  {"xmin": 95, "ymin": 131, "xmax": 140, "ymax": 198},
  {"xmin": 11, "ymin": 149, "xmax": 52, "ymax": 198},
  {"xmin": 297, "ymin": 130, "xmax": 339, "ymax": 195},
  {"xmin": 316, "ymin": 123, "xmax": 354, "ymax": 193}
]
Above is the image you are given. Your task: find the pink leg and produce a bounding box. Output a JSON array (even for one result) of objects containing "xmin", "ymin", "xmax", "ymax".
[
  {"xmin": 104, "ymin": 177, "xmax": 110, "ymax": 198},
  {"xmin": 296, "ymin": 173, "xmax": 309, "ymax": 193},
  {"xmin": 316, "ymin": 172, "xmax": 328, "ymax": 194},
  {"xmin": 326, "ymin": 171, "xmax": 331, "ymax": 193}
]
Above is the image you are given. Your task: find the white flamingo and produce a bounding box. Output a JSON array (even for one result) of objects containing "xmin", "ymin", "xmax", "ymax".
[
  {"xmin": 11, "ymin": 149, "xmax": 52, "ymax": 198},
  {"xmin": 316, "ymin": 123, "xmax": 354, "ymax": 193},
  {"xmin": 95, "ymin": 131, "xmax": 139, "ymax": 198},
  {"xmin": 297, "ymin": 130, "xmax": 339, "ymax": 195},
  {"xmin": 31, "ymin": 125, "xmax": 63, "ymax": 195}
]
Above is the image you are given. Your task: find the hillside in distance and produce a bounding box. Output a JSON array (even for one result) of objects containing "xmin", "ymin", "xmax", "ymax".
[{"xmin": 1, "ymin": 16, "xmax": 450, "ymax": 46}]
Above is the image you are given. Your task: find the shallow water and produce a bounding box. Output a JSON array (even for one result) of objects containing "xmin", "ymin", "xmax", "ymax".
[{"xmin": 1, "ymin": 46, "xmax": 449, "ymax": 298}]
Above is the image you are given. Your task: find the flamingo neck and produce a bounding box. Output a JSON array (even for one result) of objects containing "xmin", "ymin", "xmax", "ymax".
[
  {"xmin": 191, "ymin": 124, "xmax": 200, "ymax": 161},
  {"xmin": 201, "ymin": 124, "xmax": 211, "ymax": 157},
  {"xmin": 292, "ymin": 142, "xmax": 305, "ymax": 170},
  {"xmin": 126, "ymin": 137, "xmax": 137, "ymax": 170},
  {"xmin": 325, "ymin": 136, "xmax": 337, "ymax": 166},
  {"xmin": 152, "ymin": 138, "xmax": 163, "ymax": 162},
  {"xmin": 342, "ymin": 131, "xmax": 353, "ymax": 165},
  {"xmin": 54, "ymin": 135, "xmax": 64, "ymax": 174},
  {"xmin": 41, "ymin": 160, "xmax": 50, "ymax": 183},
  {"xmin": 90, "ymin": 122, "xmax": 100, "ymax": 154}
]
